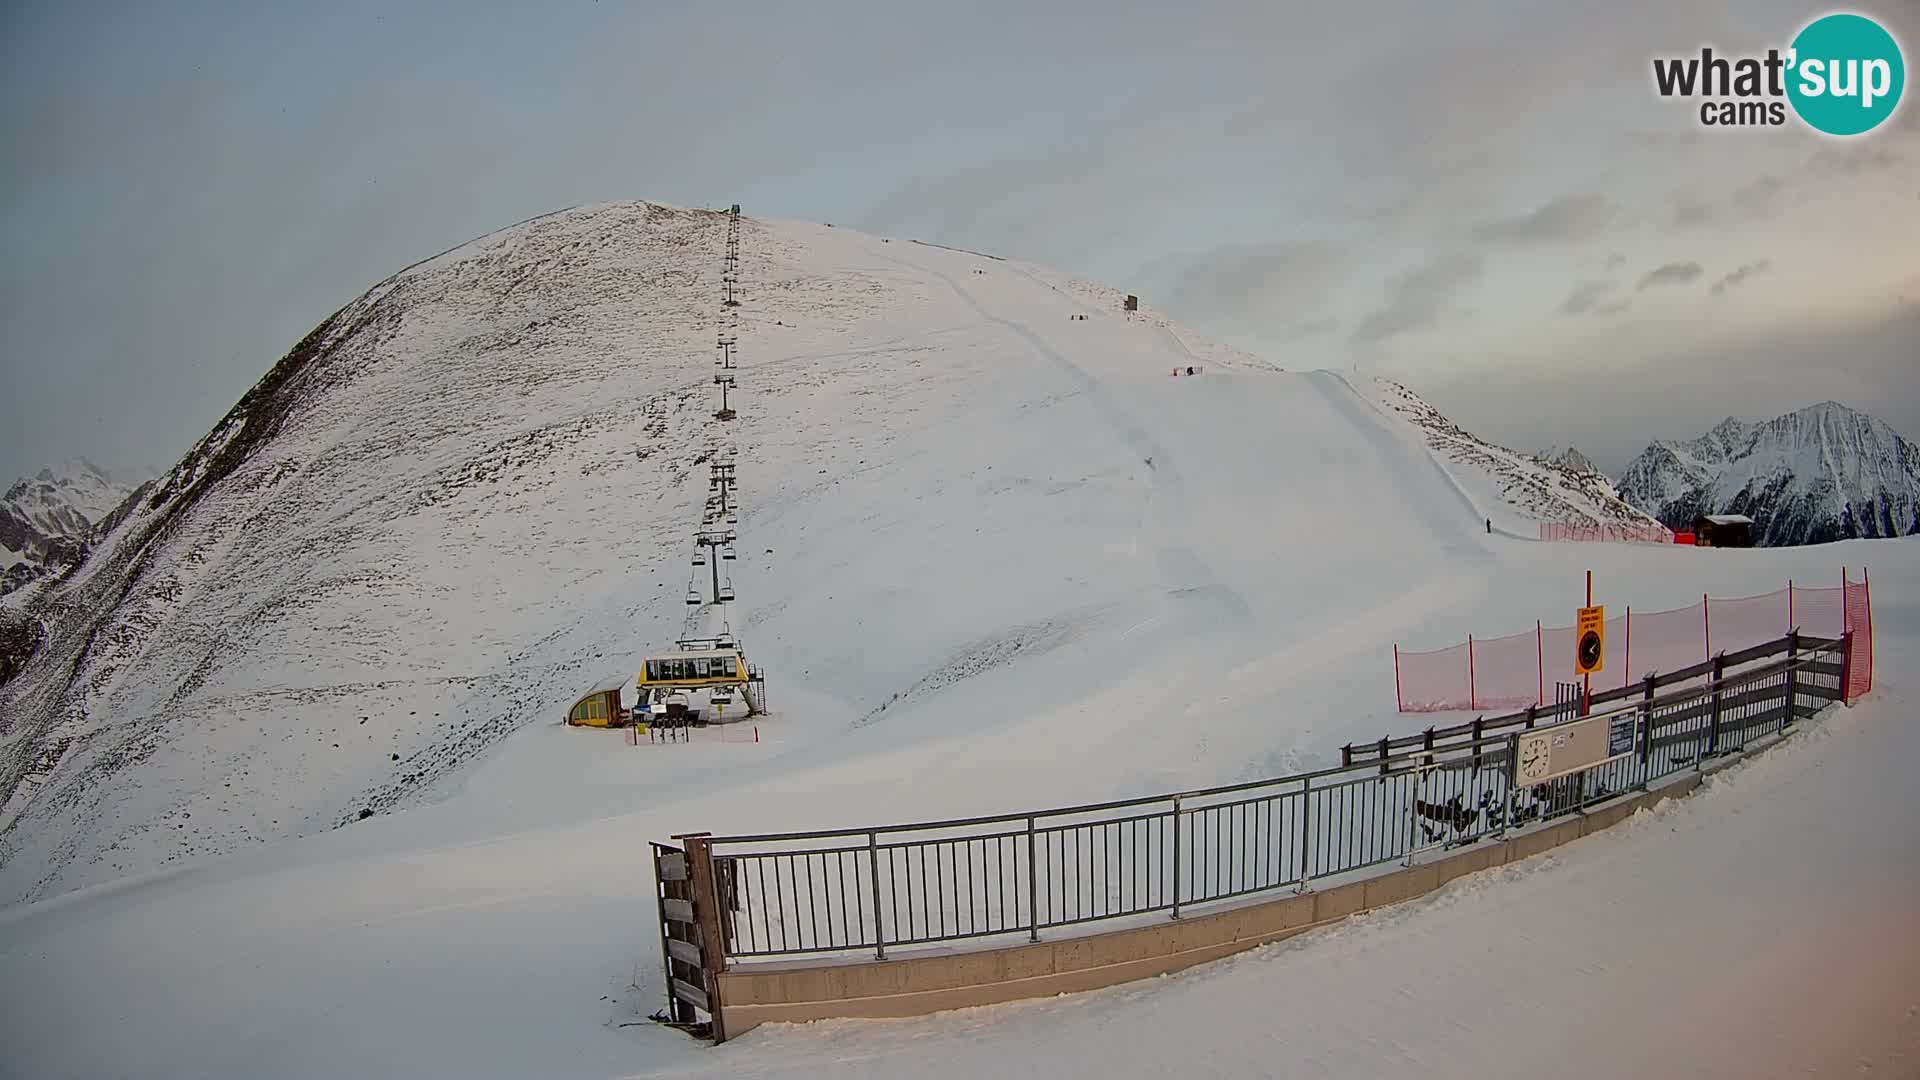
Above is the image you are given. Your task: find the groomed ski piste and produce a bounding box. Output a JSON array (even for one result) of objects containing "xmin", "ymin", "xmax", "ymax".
[{"xmin": 0, "ymin": 204, "xmax": 1913, "ymax": 1078}]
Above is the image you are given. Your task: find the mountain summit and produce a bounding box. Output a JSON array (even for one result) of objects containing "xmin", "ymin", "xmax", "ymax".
[
  {"xmin": 1616, "ymin": 402, "xmax": 1920, "ymax": 545},
  {"xmin": 1, "ymin": 459, "xmax": 151, "ymax": 596}
]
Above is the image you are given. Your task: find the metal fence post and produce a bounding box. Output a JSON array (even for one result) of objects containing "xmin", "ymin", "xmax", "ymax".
[
  {"xmin": 1639, "ymin": 673, "xmax": 1656, "ymax": 790},
  {"xmin": 1705, "ymin": 654, "xmax": 1726, "ymax": 765},
  {"xmin": 866, "ymin": 831, "xmax": 885, "ymax": 960},
  {"xmin": 1782, "ymin": 631, "xmax": 1799, "ymax": 733},
  {"xmin": 1170, "ymin": 796, "xmax": 1183, "ymax": 919},
  {"xmin": 1026, "ymin": 816, "xmax": 1039, "ymax": 942},
  {"xmin": 1295, "ymin": 778, "xmax": 1313, "ymax": 893}
]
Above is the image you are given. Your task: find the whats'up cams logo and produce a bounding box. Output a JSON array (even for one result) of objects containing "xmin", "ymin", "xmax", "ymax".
[{"xmin": 1653, "ymin": 11, "xmax": 1905, "ymax": 135}]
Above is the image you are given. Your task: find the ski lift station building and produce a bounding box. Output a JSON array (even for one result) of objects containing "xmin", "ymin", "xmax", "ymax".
[
  {"xmin": 634, "ymin": 644, "xmax": 763, "ymax": 723},
  {"xmin": 564, "ymin": 676, "xmax": 631, "ymax": 728}
]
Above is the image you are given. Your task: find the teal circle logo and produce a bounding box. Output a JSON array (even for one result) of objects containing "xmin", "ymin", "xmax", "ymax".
[{"xmin": 1787, "ymin": 13, "xmax": 1905, "ymax": 135}]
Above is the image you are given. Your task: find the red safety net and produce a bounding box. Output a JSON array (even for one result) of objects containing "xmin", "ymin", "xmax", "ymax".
[
  {"xmin": 1844, "ymin": 571, "xmax": 1873, "ymax": 701},
  {"xmin": 1394, "ymin": 570, "xmax": 1874, "ymax": 712},
  {"xmin": 1538, "ymin": 522, "xmax": 1672, "ymax": 543}
]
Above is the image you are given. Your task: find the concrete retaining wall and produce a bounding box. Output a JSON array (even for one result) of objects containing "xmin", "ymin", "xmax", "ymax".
[{"xmin": 716, "ymin": 774, "xmax": 1704, "ymax": 1037}]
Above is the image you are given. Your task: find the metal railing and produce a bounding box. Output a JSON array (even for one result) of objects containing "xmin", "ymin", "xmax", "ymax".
[{"xmin": 680, "ymin": 632, "xmax": 1847, "ymax": 964}]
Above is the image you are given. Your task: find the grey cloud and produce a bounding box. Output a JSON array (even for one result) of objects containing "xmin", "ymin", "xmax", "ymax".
[
  {"xmin": 1352, "ymin": 253, "xmax": 1484, "ymax": 343},
  {"xmin": 1731, "ymin": 175, "xmax": 1790, "ymax": 219},
  {"xmin": 1805, "ymin": 144, "xmax": 1904, "ymax": 177},
  {"xmin": 1559, "ymin": 280, "xmax": 1620, "ymax": 316},
  {"xmin": 1668, "ymin": 190, "xmax": 1717, "ymax": 228},
  {"xmin": 1403, "ymin": 304, "xmax": 1920, "ymax": 474},
  {"xmin": 1144, "ymin": 242, "xmax": 1340, "ymax": 324},
  {"xmin": 1637, "ymin": 261, "xmax": 1703, "ymax": 290},
  {"xmin": 1710, "ymin": 260, "xmax": 1773, "ymax": 296},
  {"xmin": 1604, "ymin": 253, "xmax": 1627, "ymax": 268},
  {"xmin": 1470, "ymin": 194, "xmax": 1618, "ymax": 246}
]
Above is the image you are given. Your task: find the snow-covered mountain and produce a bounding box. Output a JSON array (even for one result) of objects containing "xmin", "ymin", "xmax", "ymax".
[
  {"xmin": 1535, "ymin": 445, "xmax": 1599, "ymax": 475},
  {"xmin": 1362, "ymin": 380, "xmax": 1664, "ymax": 533},
  {"xmin": 1616, "ymin": 403, "xmax": 1920, "ymax": 545},
  {"xmin": 0, "ymin": 199, "xmax": 1703, "ymax": 906},
  {"xmin": 0, "ymin": 459, "xmax": 151, "ymax": 596}
]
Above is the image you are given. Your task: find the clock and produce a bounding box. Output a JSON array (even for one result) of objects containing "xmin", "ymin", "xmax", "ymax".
[{"xmin": 1517, "ymin": 733, "xmax": 1552, "ymax": 783}]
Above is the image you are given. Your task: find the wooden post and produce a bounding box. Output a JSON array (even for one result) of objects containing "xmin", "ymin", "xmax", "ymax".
[{"xmin": 679, "ymin": 833, "xmax": 729, "ymax": 1042}]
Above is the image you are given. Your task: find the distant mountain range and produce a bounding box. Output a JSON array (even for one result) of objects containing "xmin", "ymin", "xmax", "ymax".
[
  {"xmin": 1608, "ymin": 403, "xmax": 1920, "ymax": 546},
  {"xmin": 1, "ymin": 460, "xmax": 152, "ymax": 597}
]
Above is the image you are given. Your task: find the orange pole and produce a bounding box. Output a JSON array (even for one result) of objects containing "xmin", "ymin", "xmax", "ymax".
[{"xmin": 1584, "ymin": 570, "xmax": 1592, "ymax": 713}]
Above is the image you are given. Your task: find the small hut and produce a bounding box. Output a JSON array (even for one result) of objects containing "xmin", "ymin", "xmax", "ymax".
[
  {"xmin": 1123, "ymin": 294, "xmax": 1138, "ymax": 312},
  {"xmin": 565, "ymin": 676, "xmax": 630, "ymax": 727},
  {"xmin": 1691, "ymin": 513, "xmax": 1755, "ymax": 548}
]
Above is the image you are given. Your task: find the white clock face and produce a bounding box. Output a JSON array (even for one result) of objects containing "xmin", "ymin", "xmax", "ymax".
[{"xmin": 1518, "ymin": 735, "xmax": 1551, "ymax": 781}]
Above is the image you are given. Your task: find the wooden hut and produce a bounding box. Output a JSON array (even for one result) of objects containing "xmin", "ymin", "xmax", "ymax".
[
  {"xmin": 565, "ymin": 677, "xmax": 630, "ymax": 727},
  {"xmin": 1691, "ymin": 513, "xmax": 1755, "ymax": 548}
]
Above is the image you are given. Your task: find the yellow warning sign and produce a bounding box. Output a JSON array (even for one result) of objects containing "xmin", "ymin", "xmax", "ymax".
[{"xmin": 1575, "ymin": 604, "xmax": 1606, "ymax": 675}]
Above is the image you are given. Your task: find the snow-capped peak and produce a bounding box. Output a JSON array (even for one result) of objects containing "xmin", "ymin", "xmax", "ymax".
[
  {"xmin": 2, "ymin": 458, "xmax": 153, "ymax": 592},
  {"xmin": 1616, "ymin": 401, "xmax": 1920, "ymax": 545}
]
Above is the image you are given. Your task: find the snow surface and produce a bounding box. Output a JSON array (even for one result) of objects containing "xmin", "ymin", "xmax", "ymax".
[
  {"xmin": 0, "ymin": 203, "xmax": 1914, "ymax": 1078},
  {"xmin": 0, "ymin": 540, "xmax": 1909, "ymax": 1080}
]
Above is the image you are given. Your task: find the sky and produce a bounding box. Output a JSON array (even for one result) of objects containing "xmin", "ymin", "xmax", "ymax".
[{"xmin": 3, "ymin": 0, "xmax": 1917, "ymax": 483}]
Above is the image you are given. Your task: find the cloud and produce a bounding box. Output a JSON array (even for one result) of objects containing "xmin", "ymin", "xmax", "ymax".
[
  {"xmin": 1805, "ymin": 144, "xmax": 1905, "ymax": 177},
  {"xmin": 1142, "ymin": 242, "xmax": 1340, "ymax": 324},
  {"xmin": 1470, "ymin": 194, "xmax": 1618, "ymax": 246},
  {"xmin": 1709, "ymin": 259, "xmax": 1773, "ymax": 296},
  {"xmin": 1559, "ymin": 280, "xmax": 1621, "ymax": 315},
  {"xmin": 1667, "ymin": 190, "xmax": 1717, "ymax": 227},
  {"xmin": 1352, "ymin": 253, "xmax": 1484, "ymax": 343},
  {"xmin": 1730, "ymin": 175, "xmax": 1790, "ymax": 220},
  {"xmin": 1637, "ymin": 261, "xmax": 1703, "ymax": 290}
]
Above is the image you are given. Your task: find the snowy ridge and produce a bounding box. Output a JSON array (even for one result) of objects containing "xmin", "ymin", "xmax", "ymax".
[
  {"xmin": 1617, "ymin": 402, "xmax": 1920, "ymax": 545},
  {"xmin": 1357, "ymin": 377, "xmax": 1664, "ymax": 535}
]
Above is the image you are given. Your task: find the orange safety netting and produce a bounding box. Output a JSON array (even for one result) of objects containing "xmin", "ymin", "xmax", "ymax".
[
  {"xmin": 1395, "ymin": 571, "xmax": 1873, "ymax": 712},
  {"xmin": 1538, "ymin": 522, "xmax": 1673, "ymax": 543}
]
